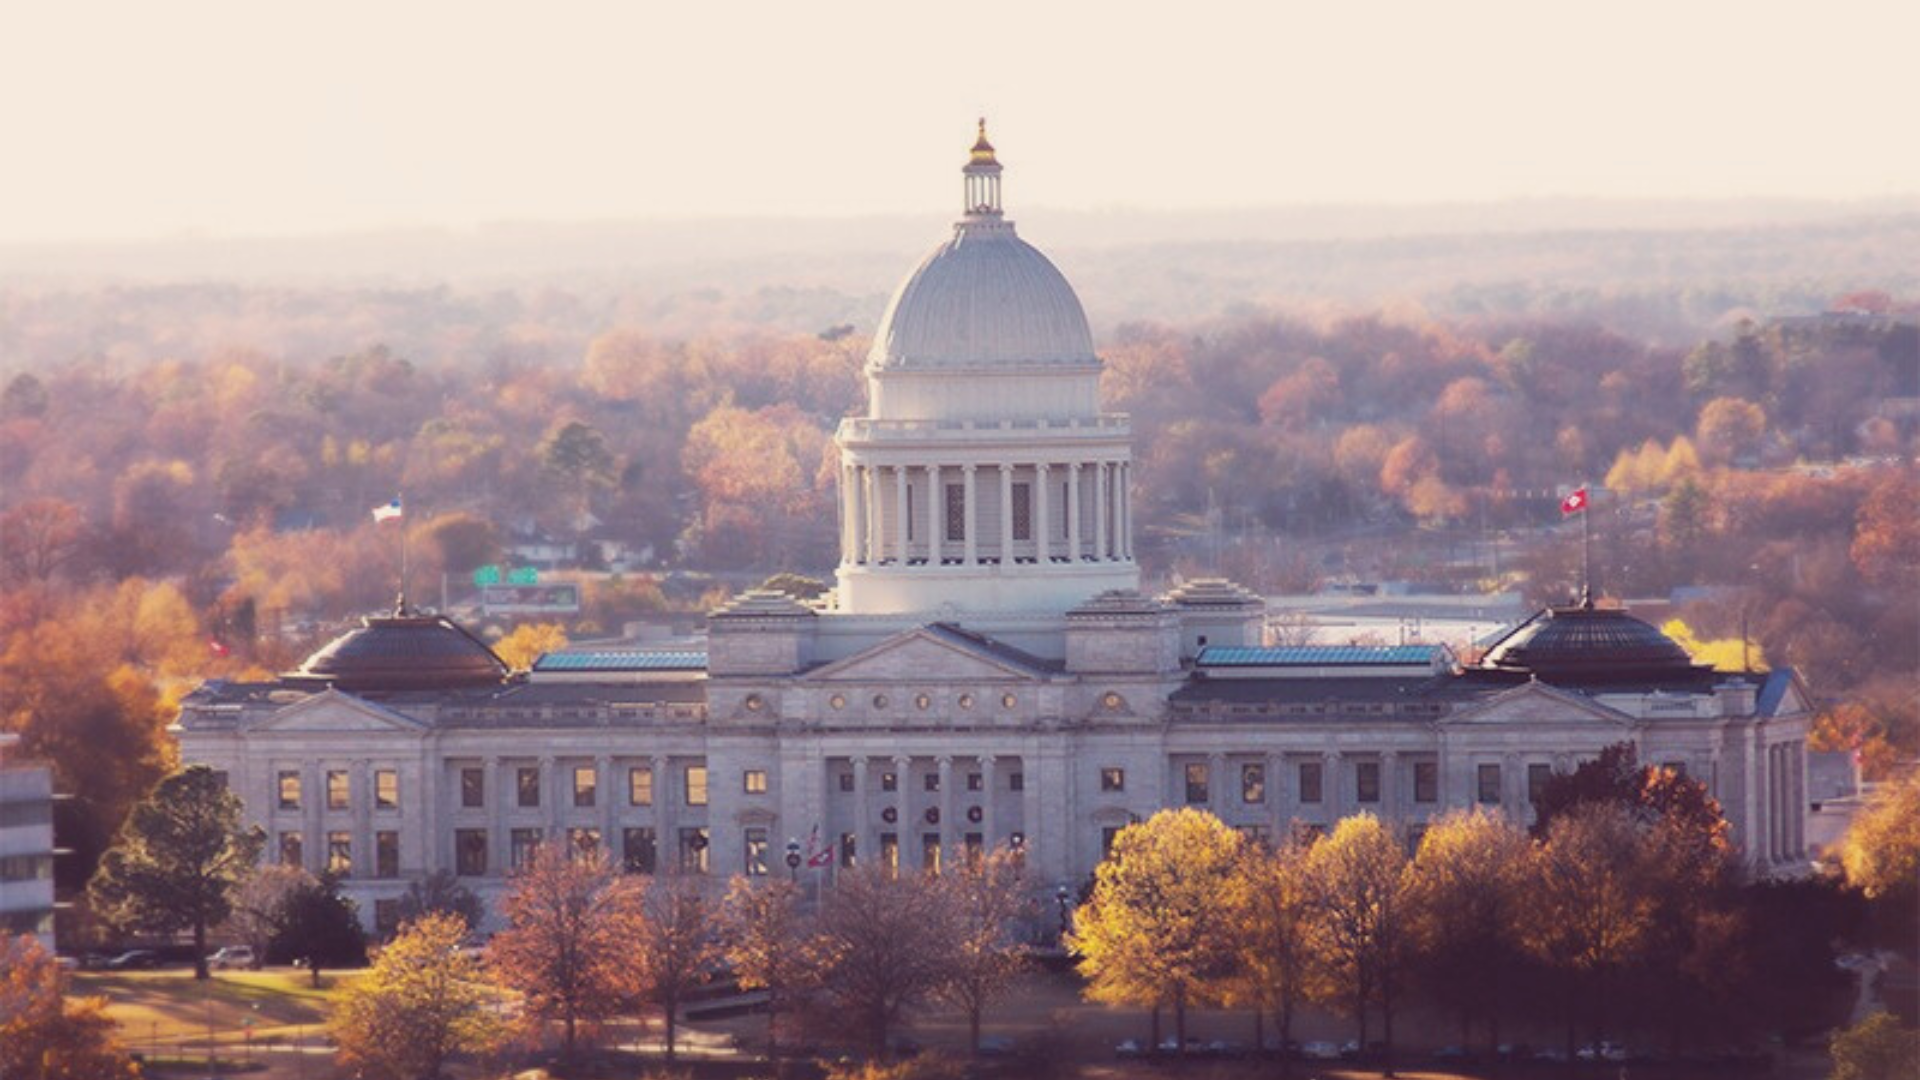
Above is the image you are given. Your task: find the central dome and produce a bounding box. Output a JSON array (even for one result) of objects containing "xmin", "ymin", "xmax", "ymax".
[{"xmin": 867, "ymin": 124, "xmax": 1096, "ymax": 373}]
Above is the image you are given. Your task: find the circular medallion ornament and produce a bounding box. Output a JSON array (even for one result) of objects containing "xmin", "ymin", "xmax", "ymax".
[
  {"xmin": 744, "ymin": 694, "xmax": 764, "ymax": 712},
  {"xmin": 967, "ymin": 805, "xmax": 983, "ymax": 823},
  {"xmin": 881, "ymin": 807, "xmax": 898, "ymax": 824},
  {"xmin": 925, "ymin": 807, "xmax": 940, "ymax": 824},
  {"xmin": 829, "ymin": 693, "xmax": 846, "ymax": 710},
  {"xmin": 915, "ymin": 693, "xmax": 932, "ymax": 711},
  {"xmin": 1102, "ymin": 691, "xmax": 1124, "ymax": 711},
  {"xmin": 1001, "ymin": 693, "xmax": 1017, "ymax": 710},
  {"xmin": 957, "ymin": 693, "xmax": 975, "ymax": 710},
  {"xmin": 873, "ymin": 693, "xmax": 890, "ymax": 710}
]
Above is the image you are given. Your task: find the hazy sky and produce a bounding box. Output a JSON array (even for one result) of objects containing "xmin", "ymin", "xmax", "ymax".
[{"xmin": 5, "ymin": 1, "xmax": 1917, "ymax": 243}]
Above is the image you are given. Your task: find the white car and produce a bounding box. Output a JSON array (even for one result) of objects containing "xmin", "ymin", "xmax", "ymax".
[
  {"xmin": 208, "ymin": 945, "xmax": 255, "ymax": 970},
  {"xmin": 1301, "ymin": 1041, "xmax": 1342, "ymax": 1060}
]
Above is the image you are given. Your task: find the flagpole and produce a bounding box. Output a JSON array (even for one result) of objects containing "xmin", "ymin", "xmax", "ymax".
[
  {"xmin": 400, "ymin": 493, "xmax": 410, "ymax": 614},
  {"xmin": 1581, "ymin": 482, "xmax": 1592, "ymax": 607}
]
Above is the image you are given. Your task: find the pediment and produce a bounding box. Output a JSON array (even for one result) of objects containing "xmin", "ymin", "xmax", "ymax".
[
  {"xmin": 805, "ymin": 626, "xmax": 1047, "ymax": 685},
  {"xmin": 245, "ymin": 689, "xmax": 429, "ymax": 735},
  {"xmin": 1439, "ymin": 681, "xmax": 1632, "ymax": 729}
]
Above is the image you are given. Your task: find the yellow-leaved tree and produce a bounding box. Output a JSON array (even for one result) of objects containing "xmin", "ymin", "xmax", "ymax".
[
  {"xmin": 331, "ymin": 911, "xmax": 504, "ymax": 1080},
  {"xmin": 1069, "ymin": 808, "xmax": 1246, "ymax": 1053},
  {"xmin": 492, "ymin": 622, "xmax": 568, "ymax": 672},
  {"xmin": 1302, "ymin": 813, "xmax": 1411, "ymax": 1067}
]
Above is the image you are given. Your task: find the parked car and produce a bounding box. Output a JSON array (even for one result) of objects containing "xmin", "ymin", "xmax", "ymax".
[
  {"xmin": 1300, "ymin": 1041, "xmax": 1342, "ymax": 1060},
  {"xmin": 208, "ymin": 945, "xmax": 255, "ymax": 970},
  {"xmin": 105, "ymin": 949, "xmax": 160, "ymax": 970}
]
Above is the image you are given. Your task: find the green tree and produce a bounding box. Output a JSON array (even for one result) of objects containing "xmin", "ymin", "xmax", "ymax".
[
  {"xmin": 539, "ymin": 419, "xmax": 617, "ymax": 519},
  {"xmin": 275, "ymin": 873, "xmax": 367, "ymax": 986},
  {"xmin": 87, "ymin": 764, "xmax": 264, "ymax": 980},
  {"xmin": 0, "ymin": 934, "xmax": 139, "ymax": 1080},
  {"xmin": 487, "ymin": 844, "xmax": 647, "ymax": 1065},
  {"xmin": 330, "ymin": 911, "xmax": 503, "ymax": 1080},
  {"xmin": 1070, "ymin": 808, "xmax": 1247, "ymax": 1053},
  {"xmin": 1830, "ymin": 1012, "xmax": 1920, "ymax": 1080},
  {"xmin": 1303, "ymin": 814, "xmax": 1411, "ymax": 1073}
]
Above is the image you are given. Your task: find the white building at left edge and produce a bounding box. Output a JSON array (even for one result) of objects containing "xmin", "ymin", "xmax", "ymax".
[
  {"xmin": 1, "ymin": 732, "xmax": 58, "ymax": 950},
  {"xmin": 174, "ymin": 126, "xmax": 1814, "ymax": 934}
]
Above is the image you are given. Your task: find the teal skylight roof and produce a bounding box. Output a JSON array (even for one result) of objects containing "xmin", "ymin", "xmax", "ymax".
[{"xmin": 532, "ymin": 650, "xmax": 707, "ymax": 672}]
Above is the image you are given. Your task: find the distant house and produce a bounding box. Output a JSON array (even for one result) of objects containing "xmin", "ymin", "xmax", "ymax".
[{"xmin": 0, "ymin": 733, "xmax": 57, "ymax": 951}]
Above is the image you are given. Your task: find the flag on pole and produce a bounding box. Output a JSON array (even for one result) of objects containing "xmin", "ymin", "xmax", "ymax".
[
  {"xmin": 1560, "ymin": 486, "xmax": 1589, "ymax": 516},
  {"xmin": 207, "ymin": 637, "xmax": 230, "ymax": 658},
  {"xmin": 371, "ymin": 496, "xmax": 403, "ymax": 523},
  {"xmin": 806, "ymin": 823, "xmax": 833, "ymax": 868}
]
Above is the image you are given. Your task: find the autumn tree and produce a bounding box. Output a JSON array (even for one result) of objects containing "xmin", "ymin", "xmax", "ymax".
[
  {"xmin": 1400, "ymin": 809, "xmax": 1531, "ymax": 1053},
  {"xmin": 0, "ymin": 498, "xmax": 87, "ymax": 583},
  {"xmin": 811, "ymin": 863, "xmax": 955, "ymax": 1057},
  {"xmin": 492, "ymin": 622, "xmax": 567, "ymax": 672},
  {"xmin": 1232, "ymin": 836, "xmax": 1314, "ymax": 1063},
  {"xmin": 1839, "ymin": 772, "xmax": 1920, "ymax": 951},
  {"xmin": 274, "ymin": 873, "xmax": 367, "ymax": 986},
  {"xmin": 87, "ymin": 764, "xmax": 264, "ymax": 980},
  {"xmin": 0, "ymin": 934, "xmax": 139, "ymax": 1080},
  {"xmin": 331, "ymin": 911, "xmax": 504, "ymax": 1080},
  {"xmin": 488, "ymin": 844, "xmax": 648, "ymax": 1064},
  {"xmin": 720, "ymin": 876, "xmax": 814, "ymax": 1059},
  {"xmin": 1071, "ymin": 809, "xmax": 1247, "ymax": 1053},
  {"xmin": 1695, "ymin": 396, "xmax": 1768, "ymax": 465},
  {"xmin": 225, "ymin": 863, "xmax": 313, "ymax": 969},
  {"xmin": 639, "ymin": 875, "xmax": 717, "ymax": 1061},
  {"xmin": 1303, "ymin": 814, "xmax": 1411, "ymax": 1071},
  {"xmin": 539, "ymin": 419, "xmax": 617, "ymax": 521},
  {"xmin": 1829, "ymin": 1012, "xmax": 1920, "ymax": 1080},
  {"xmin": 933, "ymin": 846, "xmax": 1031, "ymax": 1055}
]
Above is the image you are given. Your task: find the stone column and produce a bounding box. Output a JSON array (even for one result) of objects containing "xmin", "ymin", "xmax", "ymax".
[
  {"xmin": 1021, "ymin": 755, "xmax": 1041, "ymax": 869},
  {"xmin": 863, "ymin": 466, "xmax": 880, "ymax": 565},
  {"xmin": 540, "ymin": 757, "xmax": 558, "ymax": 841},
  {"xmin": 304, "ymin": 763, "xmax": 322, "ymax": 876},
  {"xmin": 598, "ymin": 755, "xmax": 615, "ymax": 852},
  {"xmin": 999, "ymin": 465, "xmax": 1014, "ymax": 564},
  {"xmin": 488, "ymin": 758, "xmax": 506, "ymax": 876},
  {"xmin": 1116, "ymin": 462, "xmax": 1129, "ymax": 559},
  {"xmin": 937, "ymin": 756, "xmax": 954, "ymax": 866},
  {"xmin": 840, "ymin": 464, "xmax": 854, "ymax": 563},
  {"xmin": 1209, "ymin": 753, "xmax": 1227, "ymax": 813},
  {"xmin": 1793, "ymin": 742, "xmax": 1807, "ymax": 858},
  {"xmin": 851, "ymin": 756, "xmax": 870, "ymax": 869},
  {"xmin": 352, "ymin": 760, "xmax": 372, "ymax": 878},
  {"xmin": 1094, "ymin": 462, "xmax": 1109, "ymax": 561},
  {"xmin": 962, "ymin": 465, "xmax": 978, "ymax": 565},
  {"xmin": 979, "ymin": 756, "xmax": 997, "ymax": 849},
  {"xmin": 653, "ymin": 755, "xmax": 673, "ymax": 873},
  {"xmin": 893, "ymin": 755, "xmax": 914, "ymax": 872},
  {"xmin": 895, "ymin": 465, "xmax": 910, "ymax": 563},
  {"xmin": 1267, "ymin": 752, "xmax": 1285, "ymax": 839},
  {"xmin": 926, "ymin": 464, "xmax": 942, "ymax": 565},
  {"xmin": 1503, "ymin": 752, "xmax": 1522, "ymax": 821},
  {"xmin": 1381, "ymin": 751, "xmax": 1400, "ymax": 824},
  {"xmin": 1034, "ymin": 463, "xmax": 1051, "ymax": 563},
  {"xmin": 1067, "ymin": 463, "xmax": 1082, "ymax": 561},
  {"xmin": 1323, "ymin": 751, "xmax": 1343, "ymax": 820}
]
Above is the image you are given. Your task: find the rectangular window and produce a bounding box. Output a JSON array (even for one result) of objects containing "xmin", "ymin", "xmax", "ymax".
[
  {"xmin": 1407, "ymin": 825, "xmax": 1428, "ymax": 856},
  {"xmin": 840, "ymin": 832, "xmax": 857, "ymax": 868},
  {"xmin": 1185, "ymin": 763, "xmax": 1209, "ymax": 804},
  {"xmin": 1662, "ymin": 760, "xmax": 1688, "ymax": 779},
  {"xmin": 623, "ymin": 828, "xmax": 657, "ymax": 874},
  {"xmin": 1242, "ymin": 763, "xmax": 1266, "ymax": 804},
  {"xmin": 279, "ymin": 831, "xmax": 303, "ymax": 869},
  {"xmin": 923, "ymin": 771, "xmax": 940, "ymax": 793},
  {"xmin": 1239, "ymin": 824, "xmax": 1271, "ymax": 847},
  {"xmin": 945, "ymin": 483, "xmax": 965, "ymax": 543},
  {"xmin": 965, "ymin": 832, "xmax": 984, "ymax": 866},
  {"xmin": 678, "ymin": 827, "xmax": 710, "ymax": 873},
  {"xmin": 1009, "ymin": 772, "xmax": 1024, "ymax": 792},
  {"xmin": 374, "ymin": 900, "xmax": 401, "ymax": 936},
  {"xmin": 839, "ymin": 772, "xmax": 856, "ymax": 793},
  {"xmin": 744, "ymin": 827, "xmax": 769, "ymax": 876},
  {"xmin": 461, "ymin": 768, "xmax": 484, "ymax": 809},
  {"xmin": 629, "ymin": 766, "xmax": 654, "ymax": 807},
  {"xmin": 967, "ymin": 773, "xmax": 983, "ymax": 792},
  {"xmin": 1011, "ymin": 482, "xmax": 1033, "ymax": 541},
  {"xmin": 376, "ymin": 831, "xmax": 400, "ymax": 878},
  {"xmin": 572, "ymin": 766, "xmax": 597, "ymax": 808},
  {"xmin": 375, "ymin": 769, "xmax": 399, "ymax": 810},
  {"xmin": 1100, "ymin": 767, "xmax": 1126, "ymax": 793},
  {"xmin": 744, "ymin": 769, "xmax": 768, "ymax": 795},
  {"xmin": 511, "ymin": 828, "xmax": 543, "ymax": 869},
  {"xmin": 567, "ymin": 827, "xmax": 601, "ymax": 860},
  {"xmin": 1356, "ymin": 762, "xmax": 1381, "ymax": 804},
  {"xmin": 1414, "ymin": 762, "xmax": 1438, "ymax": 803},
  {"xmin": 1299, "ymin": 762, "xmax": 1323, "ymax": 804},
  {"xmin": 327, "ymin": 770, "xmax": 349, "ymax": 811},
  {"xmin": 1528, "ymin": 763, "xmax": 1554, "ymax": 805},
  {"xmin": 1477, "ymin": 763, "xmax": 1502, "ymax": 805},
  {"xmin": 327, "ymin": 831, "xmax": 352, "ymax": 876},
  {"xmin": 922, "ymin": 834, "xmax": 942, "ymax": 875},
  {"xmin": 517, "ymin": 767, "xmax": 540, "ymax": 808},
  {"xmin": 1101, "ymin": 826, "xmax": 1122, "ymax": 857},
  {"xmin": 684, "ymin": 766, "xmax": 708, "ymax": 807},
  {"xmin": 881, "ymin": 772, "xmax": 898, "ymax": 793},
  {"xmin": 455, "ymin": 829, "xmax": 488, "ymax": 876},
  {"xmin": 278, "ymin": 771, "xmax": 301, "ymax": 810},
  {"xmin": 880, "ymin": 833, "xmax": 899, "ymax": 874}
]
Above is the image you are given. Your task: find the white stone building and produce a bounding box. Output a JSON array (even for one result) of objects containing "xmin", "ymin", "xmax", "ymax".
[
  {"xmin": 1, "ymin": 732, "xmax": 58, "ymax": 950},
  {"xmin": 175, "ymin": 127, "xmax": 1813, "ymax": 931}
]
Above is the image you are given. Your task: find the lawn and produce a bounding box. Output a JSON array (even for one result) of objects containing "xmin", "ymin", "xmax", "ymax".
[{"xmin": 74, "ymin": 967, "xmax": 358, "ymax": 1058}]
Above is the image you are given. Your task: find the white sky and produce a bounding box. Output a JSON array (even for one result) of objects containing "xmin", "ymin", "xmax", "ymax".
[{"xmin": 3, "ymin": 0, "xmax": 1917, "ymax": 243}]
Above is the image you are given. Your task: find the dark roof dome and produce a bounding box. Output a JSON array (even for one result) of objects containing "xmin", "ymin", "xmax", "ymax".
[
  {"xmin": 294, "ymin": 611, "xmax": 508, "ymax": 692},
  {"xmin": 1479, "ymin": 602, "xmax": 1705, "ymax": 683}
]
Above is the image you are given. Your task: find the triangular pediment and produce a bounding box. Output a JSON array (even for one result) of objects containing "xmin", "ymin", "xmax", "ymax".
[
  {"xmin": 246, "ymin": 689, "xmax": 429, "ymax": 735},
  {"xmin": 806, "ymin": 625, "xmax": 1048, "ymax": 685},
  {"xmin": 1440, "ymin": 680, "xmax": 1633, "ymax": 729}
]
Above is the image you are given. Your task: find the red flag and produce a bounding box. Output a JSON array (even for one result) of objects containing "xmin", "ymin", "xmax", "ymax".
[
  {"xmin": 208, "ymin": 637, "xmax": 230, "ymax": 657},
  {"xmin": 1560, "ymin": 486, "xmax": 1589, "ymax": 515},
  {"xmin": 806, "ymin": 824, "xmax": 833, "ymax": 867}
]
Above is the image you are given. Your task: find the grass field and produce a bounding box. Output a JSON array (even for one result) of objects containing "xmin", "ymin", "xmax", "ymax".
[{"xmin": 75, "ymin": 967, "xmax": 355, "ymax": 1061}]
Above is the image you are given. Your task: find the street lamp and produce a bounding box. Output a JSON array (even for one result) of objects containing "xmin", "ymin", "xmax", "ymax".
[
  {"xmin": 1055, "ymin": 885, "xmax": 1071, "ymax": 942},
  {"xmin": 785, "ymin": 838, "xmax": 802, "ymax": 882}
]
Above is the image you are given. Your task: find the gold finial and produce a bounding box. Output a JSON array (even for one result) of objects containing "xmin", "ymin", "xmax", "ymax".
[{"xmin": 970, "ymin": 117, "xmax": 998, "ymax": 165}]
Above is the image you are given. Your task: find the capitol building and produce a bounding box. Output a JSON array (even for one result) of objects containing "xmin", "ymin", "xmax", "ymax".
[{"xmin": 176, "ymin": 128, "xmax": 1813, "ymax": 931}]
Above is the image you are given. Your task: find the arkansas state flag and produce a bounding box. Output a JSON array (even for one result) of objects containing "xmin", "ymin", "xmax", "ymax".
[
  {"xmin": 1560, "ymin": 486, "xmax": 1589, "ymax": 515},
  {"xmin": 806, "ymin": 824, "xmax": 833, "ymax": 868},
  {"xmin": 208, "ymin": 637, "xmax": 230, "ymax": 657}
]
